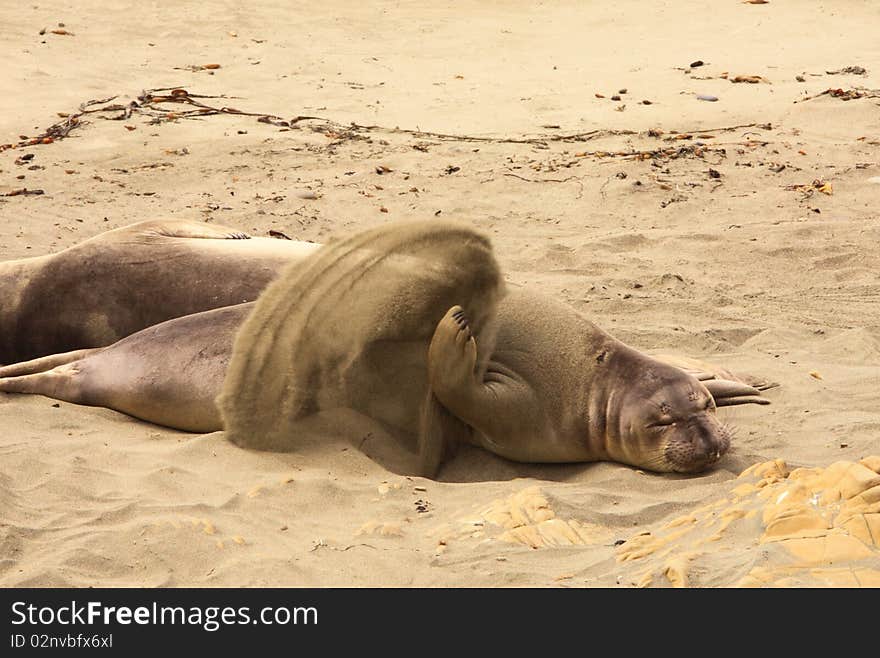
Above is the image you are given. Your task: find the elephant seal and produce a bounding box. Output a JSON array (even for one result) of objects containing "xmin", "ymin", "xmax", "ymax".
[
  {"xmin": 0, "ymin": 221, "xmax": 770, "ymax": 476},
  {"xmin": 425, "ymin": 295, "xmax": 745, "ymax": 474},
  {"xmin": 0, "ymin": 219, "xmax": 318, "ymax": 363}
]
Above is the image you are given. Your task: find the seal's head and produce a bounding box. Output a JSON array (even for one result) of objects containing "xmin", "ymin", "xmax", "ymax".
[
  {"xmin": 604, "ymin": 352, "xmax": 732, "ymax": 474},
  {"xmin": 645, "ymin": 376, "xmax": 731, "ymax": 474}
]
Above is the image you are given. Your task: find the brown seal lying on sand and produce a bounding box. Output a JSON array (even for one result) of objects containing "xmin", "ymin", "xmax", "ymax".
[
  {"xmin": 0, "ymin": 219, "xmax": 318, "ymax": 364},
  {"xmin": 0, "ymin": 220, "xmax": 771, "ymax": 476}
]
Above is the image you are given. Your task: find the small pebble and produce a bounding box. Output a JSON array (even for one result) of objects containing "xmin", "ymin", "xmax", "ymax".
[{"xmin": 697, "ymin": 94, "xmax": 719, "ymax": 102}]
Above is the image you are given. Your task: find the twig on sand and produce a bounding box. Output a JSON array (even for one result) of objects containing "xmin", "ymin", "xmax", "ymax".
[
  {"xmin": 365, "ymin": 126, "xmax": 622, "ymax": 145},
  {"xmin": 504, "ymin": 172, "xmax": 580, "ymax": 183}
]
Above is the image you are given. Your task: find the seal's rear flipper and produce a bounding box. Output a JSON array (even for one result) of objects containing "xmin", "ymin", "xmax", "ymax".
[
  {"xmin": 104, "ymin": 219, "xmax": 251, "ymax": 241},
  {"xmin": 652, "ymin": 353, "xmax": 778, "ymax": 404},
  {"xmin": 0, "ymin": 348, "xmax": 101, "ymax": 378},
  {"xmin": 691, "ymin": 366, "xmax": 779, "ymax": 392},
  {"xmin": 735, "ymin": 376, "xmax": 779, "ymax": 392},
  {"xmin": 703, "ymin": 379, "xmax": 771, "ymax": 407},
  {"xmin": 147, "ymin": 221, "xmax": 250, "ymax": 240},
  {"xmin": 0, "ymin": 362, "xmax": 86, "ymax": 404}
]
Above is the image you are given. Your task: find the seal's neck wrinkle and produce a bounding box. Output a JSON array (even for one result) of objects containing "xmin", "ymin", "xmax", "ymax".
[
  {"xmin": 585, "ymin": 342, "xmax": 629, "ymax": 462},
  {"xmin": 598, "ymin": 345, "xmax": 653, "ymax": 468},
  {"xmin": 606, "ymin": 375, "xmax": 636, "ymax": 466}
]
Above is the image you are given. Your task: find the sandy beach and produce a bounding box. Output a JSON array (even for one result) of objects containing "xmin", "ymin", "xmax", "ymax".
[{"xmin": 1, "ymin": 0, "xmax": 879, "ymax": 587}]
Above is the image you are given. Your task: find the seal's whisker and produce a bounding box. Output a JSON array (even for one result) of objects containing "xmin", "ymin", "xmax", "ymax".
[
  {"xmin": 721, "ymin": 422, "xmax": 737, "ymax": 441},
  {"xmin": 638, "ymin": 446, "xmax": 673, "ymax": 472}
]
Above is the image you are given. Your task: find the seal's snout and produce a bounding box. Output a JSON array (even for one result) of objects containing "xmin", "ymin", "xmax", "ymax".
[{"xmin": 663, "ymin": 415, "xmax": 731, "ymax": 473}]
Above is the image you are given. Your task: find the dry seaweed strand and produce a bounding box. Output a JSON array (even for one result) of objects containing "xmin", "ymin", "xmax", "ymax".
[
  {"xmin": 795, "ymin": 87, "xmax": 880, "ymax": 103},
  {"xmin": 1, "ymin": 85, "xmax": 772, "ymax": 156},
  {"xmin": 134, "ymin": 87, "xmax": 621, "ymax": 143},
  {"xmin": 133, "ymin": 88, "xmax": 769, "ymax": 147},
  {"xmin": 0, "ymin": 96, "xmax": 128, "ymax": 152}
]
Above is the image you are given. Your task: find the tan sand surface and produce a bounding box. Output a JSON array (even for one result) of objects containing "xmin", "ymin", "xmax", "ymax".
[{"xmin": 1, "ymin": 0, "xmax": 879, "ymax": 586}]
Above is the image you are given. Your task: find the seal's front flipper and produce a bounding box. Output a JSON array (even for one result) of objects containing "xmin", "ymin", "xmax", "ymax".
[
  {"xmin": 425, "ymin": 305, "xmax": 542, "ymax": 466},
  {"xmin": 427, "ymin": 306, "xmax": 478, "ymax": 403},
  {"xmin": 421, "ymin": 306, "xmax": 479, "ymax": 476}
]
